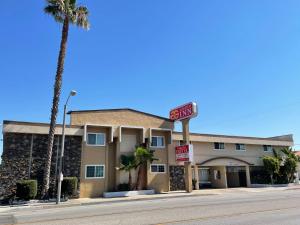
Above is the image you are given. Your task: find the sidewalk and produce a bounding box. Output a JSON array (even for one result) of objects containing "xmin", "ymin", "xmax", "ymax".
[{"xmin": 1, "ymin": 186, "xmax": 299, "ymax": 213}]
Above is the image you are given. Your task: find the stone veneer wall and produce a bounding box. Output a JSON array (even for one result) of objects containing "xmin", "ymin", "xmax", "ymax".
[
  {"xmin": 169, "ymin": 165, "xmax": 185, "ymax": 191},
  {"xmin": 0, "ymin": 133, "xmax": 82, "ymax": 199}
]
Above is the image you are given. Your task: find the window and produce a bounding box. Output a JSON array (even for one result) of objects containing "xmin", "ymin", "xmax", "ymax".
[
  {"xmin": 151, "ymin": 136, "xmax": 165, "ymax": 148},
  {"xmin": 85, "ymin": 165, "xmax": 104, "ymax": 178},
  {"xmin": 150, "ymin": 164, "xmax": 166, "ymax": 173},
  {"xmin": 87, "ymin": 133, "xmax": 105, "ymax": 146},
  {"xmin": 263, "ymin": 145, "xmax": 272, "ymax": 152},
  {"xmin": 214, "ymin": 142, "xmax": 225, "ymax": 150},
  {"xmin": 236, "ymin": 144, "xmax": 246, "ymax": 151}
]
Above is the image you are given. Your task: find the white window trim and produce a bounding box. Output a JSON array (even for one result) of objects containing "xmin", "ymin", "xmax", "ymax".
[
  {"xmin": 86, "ymin": 132, "xmax": 106, "ymax": 146},
  {"xmin": 150, "ymin": 164, "xmax": 166, "ymax": 174},
  {"xmin": 214, "ymin": 142, "xmax": 225, "ymax": 151},
  {"xmin": 150, "ymin": 136, "xmax": 166, "ymax": 149},
  {"xmin": 235, "ymin": 144, "xmax": 246, "ymax": 151},
  {"xmin": 85, "ymin": 165, "xmax": 105, "ymax": 179}
]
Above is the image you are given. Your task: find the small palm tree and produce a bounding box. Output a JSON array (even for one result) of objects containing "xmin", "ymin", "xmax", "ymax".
[
  {"xmin": 41, "ymin": 0, "xmax": 90, "ymax": 198},
  {"xmin": 134, "ymin": 147, "xmax": 157, "ymax": 190},
  {"xmin": 118, "ymin": 155, "xmax": 137, "ymax": 190}
]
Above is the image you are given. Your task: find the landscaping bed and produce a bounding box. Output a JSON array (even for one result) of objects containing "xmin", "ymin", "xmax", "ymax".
[{"xmin": 103, "ymin": 189, "xmax": 155, "ymax": 198}]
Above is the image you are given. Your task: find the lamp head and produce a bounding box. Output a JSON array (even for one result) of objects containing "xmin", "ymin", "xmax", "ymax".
[{"xmin": 70, "ymin": 90, "xmax": 77, "ymax": 96}]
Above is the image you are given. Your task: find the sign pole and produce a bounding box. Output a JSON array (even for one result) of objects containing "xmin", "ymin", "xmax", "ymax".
[
  {"xmin": 170, "ymin": 102, "xmax": 198, "ymax": 193},
  {"xmin": 182, "ymin": 119, "xmax": 193, "ymax": 193}
]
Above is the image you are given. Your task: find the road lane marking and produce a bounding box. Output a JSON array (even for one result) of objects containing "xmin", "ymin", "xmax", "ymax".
[{"xmin": 153, "ymin": 205, "xmax": 300, "ymax": 225}]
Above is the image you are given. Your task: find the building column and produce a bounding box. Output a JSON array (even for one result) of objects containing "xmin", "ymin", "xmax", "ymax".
[
  {"xmin": 245, "ymin": 165, "xmax": 251, "ymax": 187},
  {"xmin": 194, "ymin": 165, "xmax": 199, "ymax": 190},
  {"xmin": 223, "ymin": 166, "xmax": 228, "ymax": 188},
  {"xmin": 115, "ymin": 139, "xmax": 121, "ymax": 188},
  {"xmin": 185, "ymin": 161, "xmax": 193, "ymax": 193}
]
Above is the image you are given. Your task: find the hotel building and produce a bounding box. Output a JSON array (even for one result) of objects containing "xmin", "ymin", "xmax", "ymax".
[{"xmin": 0, "ymin": 108, "xmax": 293, "ymax": 198}]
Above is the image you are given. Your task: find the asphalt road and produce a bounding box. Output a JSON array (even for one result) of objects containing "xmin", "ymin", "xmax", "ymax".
[{"xmin": 1, "ymin": 189, "xmax": 300, "ymax": 225}]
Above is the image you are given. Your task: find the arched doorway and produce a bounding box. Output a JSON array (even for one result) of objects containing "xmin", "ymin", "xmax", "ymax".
[{"xmin": 197, "ymin": 157, "xmax": 253, "ymax": 189}]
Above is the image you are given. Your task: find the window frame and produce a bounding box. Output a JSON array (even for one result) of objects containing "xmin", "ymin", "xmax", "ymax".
[
  {"xmin": 235, "ymin": 143, "xmax": 246, "ymax": 151},
  {"xmin": 214, "ymin": 142, "xmax": 225, "ymax": 150},
  {"xmin": 85, "ymin": 165, "xmax": 105, "ymax": 179},
  {"xmin": 150, "ymin": 164, "xmax": 166, "ymax": 174},
  {"xmin": 263, "ymin": 145, "xmax": 272, "ymax": 152},
  {"xmin": 151, "ymin": 136, "xmax": 165, "ymax": 149},
  {"xmin": 86, "ymin": 132, "xmax": 106, "ymax": 146}
]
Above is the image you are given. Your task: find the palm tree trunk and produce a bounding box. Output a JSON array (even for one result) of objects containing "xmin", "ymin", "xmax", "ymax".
[
  {"xmin": 41, "ymin": 18, "xmax": 69, "ymax": 199},
  {"xmin": 270, "ymin": 174, "xmax": 274, "ymax": 185},
  {"xmin": 128, "ymin": 171, "xmax": 132, "ymax": 190},
  {"xmin": 136, "ymin": 163, "xmax": 147, "ymax": 190},
  {"xmin": 135, "ymin": 166, "xmax": 142, "ymax": 190}
]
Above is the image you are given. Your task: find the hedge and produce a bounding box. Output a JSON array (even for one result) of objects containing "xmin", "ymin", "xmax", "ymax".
[
  {"xmin": 16, "ymin": 180, "xmax": 37, "ymax": 200},
  {"xmin": 117, "ymin": 183, "xmax": 130, "ymax": 191},
  {"xmin": 61, "ymin": 177, "xmax": 78, "ymax": 198}
]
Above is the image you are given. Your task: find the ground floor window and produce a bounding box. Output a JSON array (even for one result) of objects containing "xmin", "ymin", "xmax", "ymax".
[
  {"xmin": 85, "ymin": 165, "xmax": 105, "ymax": 178},
  {"xmin": 151, "ymin": 164, "xmax": 166, "ymax": 173}
]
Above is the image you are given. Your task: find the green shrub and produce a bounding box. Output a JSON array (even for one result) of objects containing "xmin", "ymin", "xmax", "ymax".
[
  {"xmin": 61, "ymin": 177, "xmax": 78, "ymax": 198},
  {"xmin": 250, "ymin": 166, "xmax": 271, "ymax": 184},
  {"xmin": 117, "ymin": 183, "xmax": 130, "ymax": 191},
  {"xmin": 16, "ymin": 180, "xmax": 37, "ymax": 200}
]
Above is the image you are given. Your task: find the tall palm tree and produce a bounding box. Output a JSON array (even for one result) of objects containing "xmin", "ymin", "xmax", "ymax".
[{"xmin": 41, "ymin": 0, "xmax": 90, "ymax": 198}]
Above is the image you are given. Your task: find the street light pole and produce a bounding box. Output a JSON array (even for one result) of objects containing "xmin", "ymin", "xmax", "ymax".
[{"xmin": 56, "ymin": 90, "xmax": 77, "ymax": 204}]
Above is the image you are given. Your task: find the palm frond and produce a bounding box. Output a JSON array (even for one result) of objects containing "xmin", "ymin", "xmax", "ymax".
[
  {"xmin": 74, "ymin": 6, "xmax": 90, "ymax": 29},
  {"xmin": 44, "ymin": 5, "xmax": 64, "ymax": 23},
  {"xmin": 272, "ymin": 149, "xmax": 281, "ymax": 160},
  {"xmin": 46, "ymin": 0, "xmax": 65, "ymax": 11},
  {"xmin": 44, "ymin": 0, "xmax": 65, "ymax": 23},
  {"xmin": 45, "ymin": 0, "xmax": 90, "ymax": 29}
]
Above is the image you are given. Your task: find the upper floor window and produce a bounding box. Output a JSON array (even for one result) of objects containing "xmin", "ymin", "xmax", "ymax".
[
  {"xmin": 214, "ymin": 142, "xmax": 225, "ymax": 150},
  {"xmin": 236, "ymin": 144, "xmax": 246, "ymax": 151},
  {"xmin": 150, "ymin": 164, "xmax": 166, "ymax": 173},
  {"xmin": 151, "ymin": 136, "xmax": 165, "ymax": 148},
  {"xmin": 87, "ymin": 133, "xmax": 106, "ymax": 146},
  {"xmin": 263, "ymin": 145, "xmax": 272, "ymax": 152}
]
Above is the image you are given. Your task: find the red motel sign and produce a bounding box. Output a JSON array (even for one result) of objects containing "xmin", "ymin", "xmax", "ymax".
[
  {"xmin": 175, "ymin": 145, "xmax": 194, "ymax": 162},
  {"xmin": 169, "ymin": 102, "xmax": 198, "ymax": 121}
]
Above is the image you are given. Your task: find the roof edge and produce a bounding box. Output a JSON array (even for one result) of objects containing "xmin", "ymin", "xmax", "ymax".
[
  {"xmin": 67, "ymin": 108, "xmax": 173, "ymax": 122},
  {"xmin": 3, "ymin": 120, "xmax": 82, "ymax": 128},
  {"xmin": 173, "ymin": 131, "xmax": 294, "ymax": 142}
]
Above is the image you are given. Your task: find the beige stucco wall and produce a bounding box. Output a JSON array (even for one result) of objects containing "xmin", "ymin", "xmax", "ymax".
[
  {"xmin": 147, "ymin": 130, "xmax": 170, "ymax": 193},
  {"xmin": 70, "ymin": 110, "xmax": 174, "ymax": 130},
  {"xmin": 168, "ymin": 141, "xmax": 284, "ymax": 166},
  {"xmin": 118, "ymin": 128, "xmax": 140, "ymax": 186},
  {"xmin": 3, "ymin": 123, "xmax": 83, "ymax": 135},
  {"xmin": 172, "ymin": 133, "xmax": 293, "ymax": 147},
  {"xmin": 210, "ymin": 166, "xmax": 227, "ymax": 188},
  {"xmin": 80, "ymin": 127, "xmax": 110, "ymax": 198}
]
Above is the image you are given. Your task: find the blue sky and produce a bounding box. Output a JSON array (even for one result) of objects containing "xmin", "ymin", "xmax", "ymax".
[{"xmin": 1, "ymin": 0, "xmax": 300, "ymax": 155}]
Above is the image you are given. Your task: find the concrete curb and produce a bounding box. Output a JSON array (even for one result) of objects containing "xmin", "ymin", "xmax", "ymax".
[
  {"xmin": 0, "ymin": 193, "xmax": 217, "ymax": 212},
  {"xmin": 3, "ymin": 186, "xmax": 299, "ymax": 212}
]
